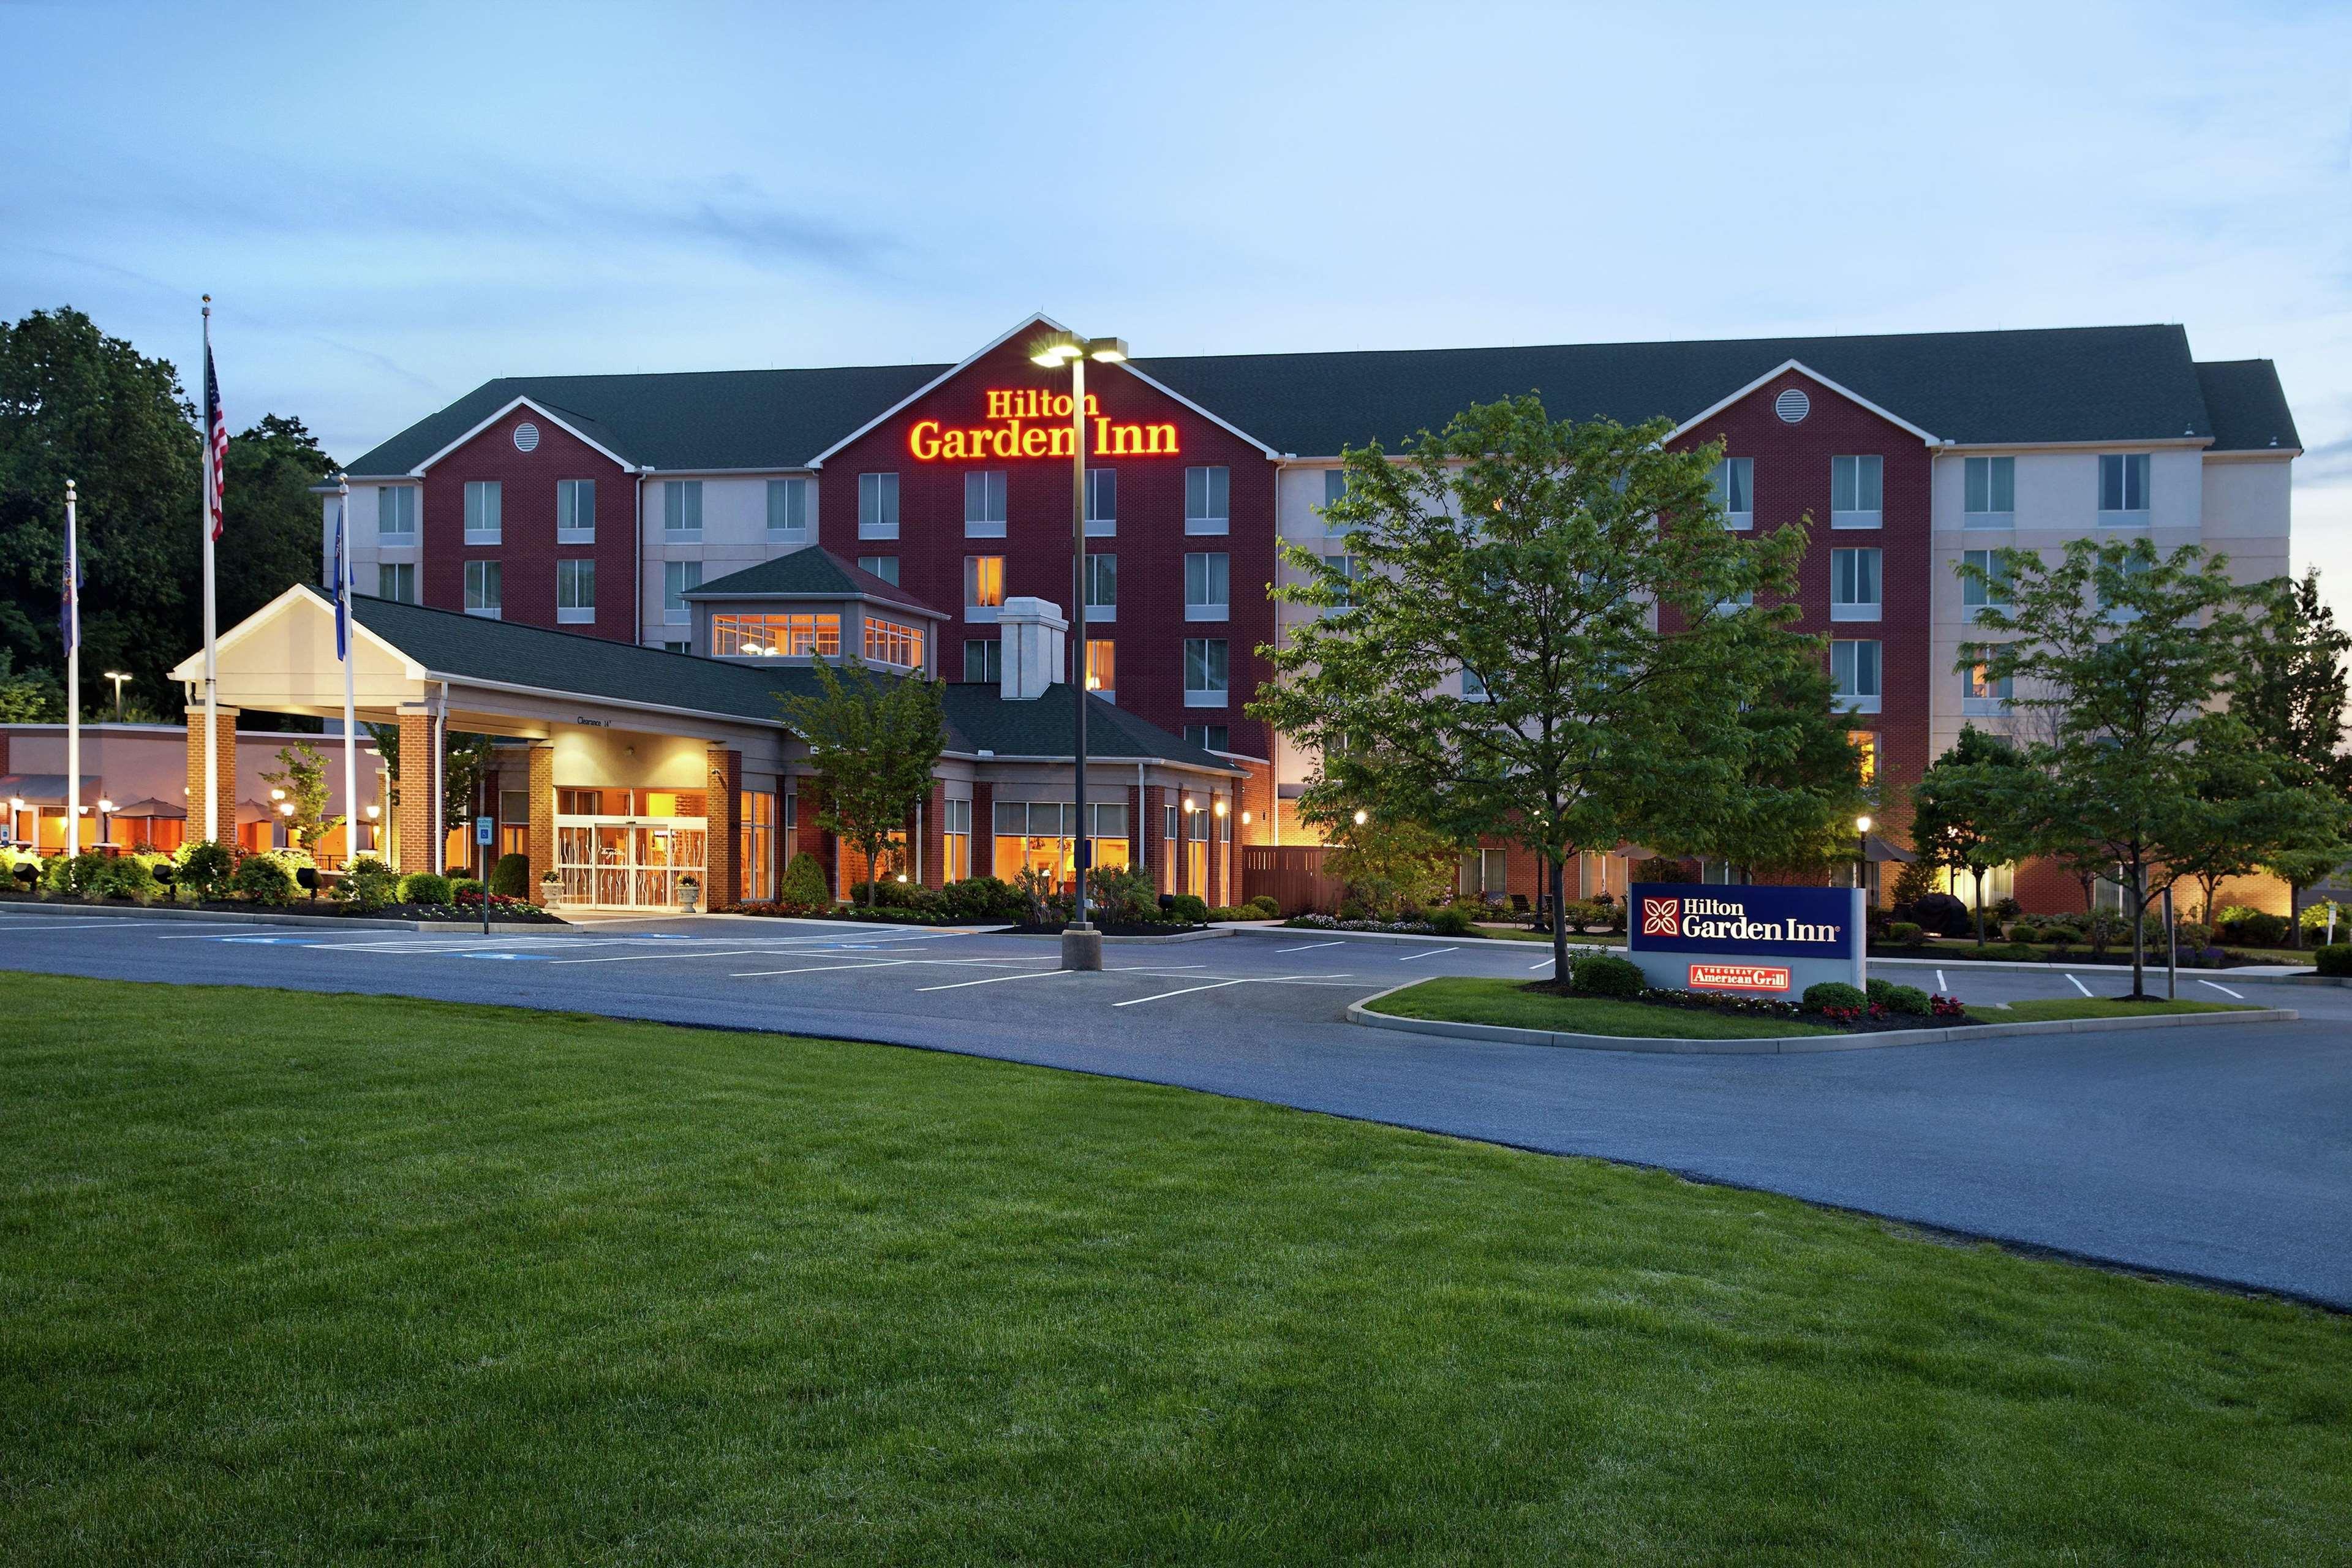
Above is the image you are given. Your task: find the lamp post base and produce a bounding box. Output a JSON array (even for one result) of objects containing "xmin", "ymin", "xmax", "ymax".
[{"xmin": 1060, "ymin": 925, "xmax": 1103, "ymax": 971}]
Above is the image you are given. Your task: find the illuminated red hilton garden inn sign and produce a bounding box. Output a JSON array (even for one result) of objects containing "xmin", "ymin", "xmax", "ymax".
[{"xmin": 907, "ymin": 390, "xmax": 1180, "ymax": 462}]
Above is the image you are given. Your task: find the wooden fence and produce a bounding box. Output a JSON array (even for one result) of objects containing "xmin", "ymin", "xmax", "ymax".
[{"xmin": 1239, "ymin": 845, "xmax": 1342, "ymax": 915}]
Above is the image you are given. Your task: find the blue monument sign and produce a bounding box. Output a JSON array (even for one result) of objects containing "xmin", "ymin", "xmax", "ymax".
[{"xmin": 1625, "ymin": 883, "xmax": 1866, "ymax": 998}]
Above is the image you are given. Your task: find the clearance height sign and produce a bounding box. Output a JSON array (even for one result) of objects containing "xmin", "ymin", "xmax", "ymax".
[{"xmin": 1626, "ymin": 883, "xmax": 1867, "ymax": 998}]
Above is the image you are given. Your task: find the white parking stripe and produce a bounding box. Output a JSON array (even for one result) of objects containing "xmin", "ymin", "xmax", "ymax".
[
  {"xmin": 1275, "ymin": 941, "xmax": 1343, "ymax": 953},
  {"xmin": 1528, "ymin": 959, "xmax": 1552, "ymax": 970},
  {"xmin": 914, "ymin": 970, "xmax": 1071, "ymax": 993},
  {"xmin": 1397, "ymin": 947, "xmax": 1459, "ymax": 962},
  {"xmin": 728, "ymin": 960, "xmax": 914, "ymax": 979},
  {"xmin": 2066, "ymin": 973, "xmax": 2093, "ymax": 997},
  {"xmin": 1936, "ymin": 970, "xmax": 1948, "ymax": 992},
  {"xmin": 1114, "ymin": 978, "xmax": 1253, "ymax": 1006},
  {"xmin": 2198, "ymin": 979, "xmax": 2246, "ymax": 1000}
]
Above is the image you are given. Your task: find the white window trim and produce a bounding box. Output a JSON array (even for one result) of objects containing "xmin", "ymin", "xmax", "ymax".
[
  {"xmin": 557, "ymin": 606, "xmax": 595, "ymax": 625},
  {"xmin": 463, "ymin": 481, "xmax": 501, "ymax": 546},
  {"xmin": 1185, "ymin": 514, "xmax": 1229, "ymax": 537},
  {"xmin": 1830, "ymin": 601, "xmax": 1880, "ymax": 624},
  {"xmin": 557, "ymin": 480, "xmax": 595, "ymax": 545},
  {"xmin": 378, "ymin": 486, "xmax": 418, "ymax": 544},
  {"xmin": 767, "ymin": 478, "xmax": 810, "ymax": 540}
]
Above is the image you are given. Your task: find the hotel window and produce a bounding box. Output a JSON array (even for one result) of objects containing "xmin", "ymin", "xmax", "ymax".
[
  {"xmin": 1964, "ymin": 662, "xmax": 2014, "ymax": 716},
  {"xmin": 740, "ymin": 790, "xmax": 775, "ymax": 903},
  {"xmin": 463, "ymin": 480, "xmax": 502, "ymax": 544},
  {"xmin": 663, "ymin": 479, "xmax": 703, "ymax": 540},
  {"xmin": 1185, "ymin": 552, "xmax": 1229, "ymax": 622},
  {"xmin": 1183, "ymin": 724, "xmax": 1229, "ymax": 752},
  {"xmin": 557, "ymin": 478, "xmax": 595, "ymax": 543},
  {"xmin": 1321, "ymin": 468, "xmax": 1350, "ymax": 533},
  {"xmin": 767, "ymin": 477, "xmax": 810, "ymax": 540},
  {"xmin": 993, "ymin": 801, "xmax": 1076, "ymax": 884},
  {"xmin": 1463, "ymin": 667, "xmax": 1489, "ymax": 700},
  {"xmin": 1961, "ymin": 549, "xmax": 2011, "ymax": 619},
  {"xmin": 1847, "ymin": 729, "xmax": 1878, "ymax": 786},
  {"xmin": 856, "ymin": 555, "xmax": 899, "ymax": 585},
  {"xmin": 964, "ymin": 470, "xmax": 1008, "ymax": 538},
  {"xmin": 2098, "ymin": 552, "xmax": 2152, "ymax": 621},
  {"xmin": 942, "ymin": 796, "xmax": 972, "ymax": 881},
  {"xmin": 965, "ymin": 554, "xmax": 1005, "ymax": 620},
  {"xmin": 1084, "ymin": 552, "xmax": 1117, "ymax": 622},
  {"xmin": 2098, "ymin": 453, "xmax": 2150, "ymax": 521},
  {"xmin": 1830, "ymin": 638, "xmax": 1881, "ymax": 713},
  {"xmin": 1712, "ymin": 456, "xmax": 1753, "ymax": 529},
  {"xmin": 1713, "ymin": 587, "xmax": 1754, "ymax": 616},
  {"xmin": 711, "ymin": 612, "xmax": 839, "ymax": 658},
  {"xmin": 1086, "ymin": 801, "xmax": 1131, "ymax": 871},
  {"xmin": 378, "ymin": 484, "xmax": 418, "ymax": 542},
  {"xmin": 1085, "ymin": 469, "xmax": 1116, "ymax": 537},
  {"xmin": 862, "ymin": 616, "xmax": 924, "ymax": 668},
  {"xmin": 463, "ymin": 559, "xmax": 501, "ymax": 618},
  {"xmin": 662, "ymin": 641, "xmax": 689, "ymax": 655},
  {"xmin": 1830, "ymin": 548, "xmax": 1881, "ymax": 622},
  {"xmin": 1184, "ymin": 638, "xmax": 1229, "ymax": 707},
  {"xmin": 1830, "ymin": 454, "xmax": 1882, "ymax": 529},
  {"xmin": 499, "ymin": 790, "xmax": 529, "ymax": 859},
  {"xmin": 1085, "ymin": 639, "xmax": 1115, "ymax": 702},
  {"xmin": 556, "ymin": 557, "xmax": 596, "ymax": 624},
  {"xmin": 663, "ymin": 559, "xmax": 700, "ymax": 624},
  {"xmin": 1964, "ymin": 456, "xmax": 2014, "ymax": 525},
  {"xmin": 963, "ymin": 639, "xmax": 1001, "ymax": 683},
  {"xmin": 858, "ymin": 472, "xmax": 899, "ymax": 539},
  {"xmin": 375, "ymin": 562, "xmax": 416, "ymax": 602},
  {"xmin": 1321, "ymin": 554, "xmax": 1357, "ymax": 609},
  {"xmin": 1185, "ymin": 465, "xmax": 1229, "ymax": 535}
]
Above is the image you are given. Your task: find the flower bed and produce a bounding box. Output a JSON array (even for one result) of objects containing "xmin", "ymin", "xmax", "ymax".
[{"xmin": 1518, "ymin": 979, "xmax": 1983, "ymax": 1033}]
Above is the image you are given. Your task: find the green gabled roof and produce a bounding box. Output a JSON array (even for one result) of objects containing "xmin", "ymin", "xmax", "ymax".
[
  {"xmin": 2193, "ymin": 360, "xmax": 2301, "ymax": 453},
  {"xmin": 938, "ymin": 684, "xmax": 1237, "ymax": 771},
  {"xmin": 687, "ymin": 547, "xmax": 944, "ymax": 617},
  {"xmin": 346, "ymin": 594, "xmax": 1229, "ymax": 769}
]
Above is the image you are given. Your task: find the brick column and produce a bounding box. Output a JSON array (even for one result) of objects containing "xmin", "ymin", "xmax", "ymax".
[
  {"xmin": 1209, "ymin": 792, "xmax": 1225, "ymax": 907},
  {"xmin": 394, "ymin": 707, "xmax": 435, "ymax": 876},
  {"xmin": 527, "ymin": 744, "xmax": 556, "ymax": 892},
  {"xmin": 183, "ymin": 704, "xmax": 241, "ymax": 848},
  {"xmin": 704, "ymin": 745, "xmax": 742, "ymax": 910},
  {"xmin": 1143, "ymin": 785, "xmax": 1169, "ymax": 894},
  {"xmin": 921, "ymin": 780, "xmax": 947, "ymax": 888},
  {"xmin": 794, "ymin": 780, "xmax": 832, "ymax": 897},
  {"xmin": 971, "ymin": 782, "xmax": 994, "ymax": 879},
  {"xmin": 1126, "ymin": 785, "xmax": 1143, "ymax": 881}
]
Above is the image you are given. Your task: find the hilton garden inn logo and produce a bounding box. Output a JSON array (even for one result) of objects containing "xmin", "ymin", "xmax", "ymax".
[{"xmin": 1640, "ymin": 895, "xmax": 1840, "ymax": 945}]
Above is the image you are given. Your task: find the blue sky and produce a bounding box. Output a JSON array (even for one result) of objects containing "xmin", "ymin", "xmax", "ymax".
[{"xmin": 5, "ymin": 0, "xmax": 2348, "ymax": 586}]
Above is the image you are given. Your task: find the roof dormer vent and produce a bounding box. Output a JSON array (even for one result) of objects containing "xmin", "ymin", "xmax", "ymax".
[
  {"xmin": 513, "ymin": 421, "xmax": 541, "ymax": 453},
  {"xmin": 1774, "ymin": 388, "xmax": 1810, "ymax": 424}
]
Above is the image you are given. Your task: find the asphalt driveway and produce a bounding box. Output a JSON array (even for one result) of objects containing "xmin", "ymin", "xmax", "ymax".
[{"xmin": 2, "ymin": 907, "xmax": 2347, "ymax": 1308}]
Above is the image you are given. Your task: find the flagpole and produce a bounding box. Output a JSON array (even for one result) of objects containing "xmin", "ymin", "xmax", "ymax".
[
  {"xmin": 200, "ymin": 296, "xmax": 220, "ymax": 846},
  {"xmin": 337, "ymin": 478, "xmax": 359, "ymax": 865},
  {"xmin": 65, "ymin": 480, "xmax": 80, "ymax": 858}
]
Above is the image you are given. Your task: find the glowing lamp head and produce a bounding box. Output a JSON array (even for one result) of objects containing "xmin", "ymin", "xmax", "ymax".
[
  {"xmin": 1213, "ymin": 799, "xmax": 1226, "ymax": 818},
  {"xmin": 895, "ymin": 872, "xmax": 908, "ymax": 883},
  {"xmin": 278, "ymin": 802, "xmax": 295, "ymax": 817},
  {"xmin": 364, "ymin": 805, "xmax": 380, "ymax": 820},
  {"xmin": 1855, "ymin": 814, "xmax": 1874, "ymax": 835},
  {"xmin": 1240, "ymin": 810, "xmax": 1251, "ymax": 826},
  {"xmin": 1086, "ymin": 336, "xmax": 1129, "ymax": 363},
  {"xmin": 270, "ymin": 788, "xmax": 285, "ymax": 802},
  {"xmin": 1352, "ymin": 809, "xmax": 1369, "ymax": 827},
  {"xmin": 1030, "ymin": 331, "xmax": 1082, "ymax": 368},
  {"xmin": 98, "ymin": 799, "xmax": 114, "ymax": 813},
  {"xmin": 1182, "ymin": 796, "xmax": 1196, "ymax": 813}
]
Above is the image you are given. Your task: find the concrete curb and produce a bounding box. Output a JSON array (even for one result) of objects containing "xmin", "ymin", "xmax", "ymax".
[
  {"xmin": 0, "ymin": 901, "xmax": 561, "ymax": 934},
  {"xmin": 1868, "ymin": 952, "xmax": 2317, "ymax": 984},
  {"xmin": 1344, "ymin": 982, "xmax": 2297, "ymax": 1055},
  {"xmin": 1001, "ymin": 925, "xmax": 1237, "ymax": 945},
  {"xmin": 1240, "ymin": 925, "xmax": 1611, "ymax": 951}
]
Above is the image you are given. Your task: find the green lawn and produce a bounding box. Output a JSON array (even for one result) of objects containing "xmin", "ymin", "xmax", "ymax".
[
  {"xmin": 3, "ymin": 977, "xmax": 2346, "ymax": 1564},
  {"xmin": 1968, "ymin": 997, "xmax": 2255, "ymax": 1022},
  {"xmin": 1368, "ymin": 975, "xmax": 1839, "ymax": 1039}
]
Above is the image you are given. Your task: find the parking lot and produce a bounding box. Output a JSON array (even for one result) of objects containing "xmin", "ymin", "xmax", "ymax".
[{"xmin": 5, "ymin": 906, "xmax": 2350, "ymax": 1308}]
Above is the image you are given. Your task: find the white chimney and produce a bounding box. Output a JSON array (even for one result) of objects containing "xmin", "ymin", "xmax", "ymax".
[{"xmin": 998, "ymin": 597, "xmax": 1066, "ymax": 702}]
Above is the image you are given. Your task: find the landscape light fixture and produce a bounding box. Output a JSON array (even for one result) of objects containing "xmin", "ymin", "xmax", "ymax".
[
  {"xmin": 1028, "ymin": 328, "xmax": 1129, "ymax": 968},
  {"xmin": 1353, "ymin": 809, "xmax": 1369, "ymax": 827},
  {"xmin": 98, "ymin": 798, "xmax": 114, "ymax": 813}
]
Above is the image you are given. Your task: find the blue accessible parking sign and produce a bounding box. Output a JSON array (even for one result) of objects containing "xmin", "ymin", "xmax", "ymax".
[{"xmin": 1626, "ymin": 883, "xmax": 1866, "ymax": 998}]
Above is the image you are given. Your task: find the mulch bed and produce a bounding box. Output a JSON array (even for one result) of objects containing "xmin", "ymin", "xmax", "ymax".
[
  {"xmin": 1521, "ymin": 978, "xmax": 1985, "ymax": 1033},
  {"xmin": 1870, "ymin": 943, "xmax": 2281, "ymax": 970},
  {"xmin": 0, "ymin": 890, "xmax": 564, "ymax": 924}
]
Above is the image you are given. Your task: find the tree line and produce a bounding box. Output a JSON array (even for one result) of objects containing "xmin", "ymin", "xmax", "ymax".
[{"xmin": 0, "ymin": 307, "xmax": 332, "ymax": 723}]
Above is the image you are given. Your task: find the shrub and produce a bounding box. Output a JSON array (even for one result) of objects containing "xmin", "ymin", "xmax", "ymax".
[
  {"xmin": 1247, "ymin": 894, "xmax": 1280, "ymax": 919},
  {"xmin": 1335, "ymin": 899, "xmax": 1366, "ymax": 922},
  {"xmin": 334, "ymin": 856, "xmax": 401, "ymax": 914},
  {"xmin": 938, "ymin": 875, "xmax": 1022, "ymax": 922},
  {"xmin": 1167, "ymin": 893, "xmax": 1208, "ymax": 925},
  {"xmin": 1088, "ymin": 865, "xmax": 1157, "ymax": 923},
  {"xmin": 1802, "ymin": 981, "xmax": 1868, "ymax": 1012},
  {"xmin": 1866, "ymin": 979, "xmax": 1931, "ymax": 1016},
  {"xmin": 772, "ymin": 851, "xmax": 832, "ymax": 909},
  {"xmin": 2172, "ymin": 921, "xmax": 2211, "ymax": 952},
  {"xmin": 45, "ymin": 851, "xmax": 110, "ymax": 895},
  {"xmin": 94, "ymin": 855, "xmax": 159, "ymax": 902},
  {"xmin": 231, "ymin": 854, "xmax": 298, "ymax": 905},
  {"xmin": 1886, "ymin": 921, "xmax": 1923, "ymax": 946},
  {"xmin": 2216, "ymin": 908, "xmax": 2291, "ymax": 948},
  {"xmin": 1991, "ymin": 896, "xmax": 2022, "ymax": 924},
  {"xmin": 2313, "ymin": 943, "xmax": 2352, "ymax": 978},
  {"xmin": 1428, "ymin": 905, "xmax": 1475, "ymax": 937},
  {"xmin": 1569, "ymin": 952, "xmax": 1645, "ymax": 999},
  {"xmin": 2042, "ymin": 924, "xmax": 2085, "ymax": 945},
  {"xmin": 397, "ymin": 872, "xmax": 454, "ymax": 907},
  {"xmin": 172, "ymin": 840, "xmax": 235, "ymax": 902},
  {"xmin": 848, "ymin": 878, "xmax": 942, "ymax": 914},
  {"xmin": 488, "ymin": 853, "xmax": 531, "ymax": 899}
]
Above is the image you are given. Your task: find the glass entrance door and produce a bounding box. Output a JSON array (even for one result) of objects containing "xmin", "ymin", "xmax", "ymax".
[{"xmin": 555, "ymin": 815, "xmax": 708, "ymax": 908}]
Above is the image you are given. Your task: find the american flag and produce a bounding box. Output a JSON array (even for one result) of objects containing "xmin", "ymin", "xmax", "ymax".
[
  {"xmin": 203, "ymin": 345, "xmax": 227, "ymax": 540},
  {"xmin": 332, "ymin": 494, "xmax": 350, "ymax": 662}
]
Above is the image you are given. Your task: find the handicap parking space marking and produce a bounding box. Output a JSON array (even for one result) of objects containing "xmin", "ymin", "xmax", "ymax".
[
  {"xmin": 462, "ymin": 951, "xmax": 552, "ymax": 961},
  {"xmin": 2198, "ymin": 978, "xmax": 2247, "ymax": 1000},
  {"xmin": 214, "ymin": 935, "xmax": 317, "ymax": 945},
  {"xmin": 548, "ymin": 948, "xmax": 774, "ymax": 965}
]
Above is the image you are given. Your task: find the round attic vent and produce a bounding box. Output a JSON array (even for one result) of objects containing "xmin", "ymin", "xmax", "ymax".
[
  {"xmin": 512, "ymin": 421, "xmax": 541, "ymax": 453},
  {"xmin": 1774, "ymin": 388, "xmax": 1810, "ymax": 424}
]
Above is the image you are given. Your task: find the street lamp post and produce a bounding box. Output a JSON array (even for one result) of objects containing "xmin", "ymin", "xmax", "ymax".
[
  {"xmin": 1854, "ymin": 813, "xmax": 1874, "ymax": 894},
  {"xmin": 1031, "ymin": 330, "xmax": 1128, "ymax": 973},
  {"xmin": 102, "ymin": 671, "xmax": 130, "ymax": 720}
]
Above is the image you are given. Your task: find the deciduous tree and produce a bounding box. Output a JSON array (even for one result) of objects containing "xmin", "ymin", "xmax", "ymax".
[
  {"xmin": 1911, "ymin": 725, "xmax": 2033, "ymax": 945},
  {"xmin": 1252, "ymin": 395, "xmax": 1820, "ymax": 982},
  {"xmin": 779, "ymin": 659, "xmax": 945, "ymax": 909}
]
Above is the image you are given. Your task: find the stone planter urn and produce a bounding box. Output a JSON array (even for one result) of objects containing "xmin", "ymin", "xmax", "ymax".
[
  {"xmin": 540, "ymin": 874, "xmax": 562, "ymax": 910},
  {"xmin": 678, "ymin": 877, "xmax": 701, "ymax": 915}
]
